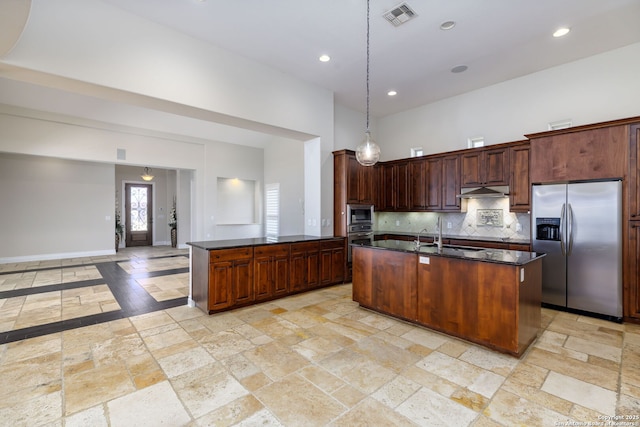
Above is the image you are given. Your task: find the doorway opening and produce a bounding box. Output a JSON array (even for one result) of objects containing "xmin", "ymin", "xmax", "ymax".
[{"xmin": 125, "ymin": 183, "xmax": 153, "ymax": 247}]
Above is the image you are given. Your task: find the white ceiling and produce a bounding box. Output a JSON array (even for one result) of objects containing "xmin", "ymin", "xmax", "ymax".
[{"xmin": 100, "ymin": 0, "xmax": 640, "ymax": 118}]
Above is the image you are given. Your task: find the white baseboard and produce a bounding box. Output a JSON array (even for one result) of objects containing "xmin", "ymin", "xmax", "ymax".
[{"xmin": 0, "ymin": 249, "xmax": 115, "ymax": 265}]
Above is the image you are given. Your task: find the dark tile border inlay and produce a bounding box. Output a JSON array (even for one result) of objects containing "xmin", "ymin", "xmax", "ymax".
[{"xmin": 0, "ymin": 255, "xmax": 190, "ymax": 345}]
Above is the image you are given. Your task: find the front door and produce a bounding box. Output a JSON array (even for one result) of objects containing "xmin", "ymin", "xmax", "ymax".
[{"xmin": 125, "ymin": 183, "xmax": 153, "ymax": 247}]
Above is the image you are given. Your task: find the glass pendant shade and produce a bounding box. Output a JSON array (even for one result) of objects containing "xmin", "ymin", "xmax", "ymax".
[{"xmin": 356, "ymin": 131, "xmax": 380, "ymax": 166}]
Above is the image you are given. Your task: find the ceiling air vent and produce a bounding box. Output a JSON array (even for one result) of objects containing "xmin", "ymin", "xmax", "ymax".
[{"xmin": 383, "ymin": 3, "xmax": 417, "ymax": 26}]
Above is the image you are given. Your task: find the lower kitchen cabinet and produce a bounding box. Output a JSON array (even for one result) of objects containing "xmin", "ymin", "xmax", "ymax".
[
  {"xmin": 191, "ymin": 238, "xmax": 345, "ymax": 314},
  {"xmin": 290, "ymin": 241, "xmax": 320, "ymax": 292},
  {"xmin": 204, "ymin": 247, "xmax": 254, "ymax": 311},
  {"xmin": 628, "ymin": 222, "xmax": 640, "ymax": 319},
  {"xmin": 320, "ymin": 239, "xmax": 346, "ymax": 286},
  {"xmin": 254, "ymin": 244, "xmax": 290, "ymax": 301}
]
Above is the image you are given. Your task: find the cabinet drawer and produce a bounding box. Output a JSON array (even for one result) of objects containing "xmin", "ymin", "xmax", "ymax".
[
  {"xmin": 209, "ymin": 247, "xmax": 253, "ymax": 262},
  {"xmin": 321, "ymin": 239, "xmax": 345, "ymax": 250},
  {"xmin": 290, "ymin": 241, "xmax": 320, "ymax": 253},
  {"xmin": 254, "ymin": 244, "xmax": 290, "ymax": 257}
]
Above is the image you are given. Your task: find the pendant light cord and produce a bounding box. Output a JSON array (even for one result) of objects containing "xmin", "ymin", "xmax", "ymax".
[{"xmin": 366, "ymin": 0, "xmax": 370, "ymax": 133}]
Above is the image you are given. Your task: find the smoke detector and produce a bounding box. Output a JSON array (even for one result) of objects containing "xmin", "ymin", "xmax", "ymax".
[{"xmin": 383, "ymin": 3, "xmax": 417, "ymax": 26}]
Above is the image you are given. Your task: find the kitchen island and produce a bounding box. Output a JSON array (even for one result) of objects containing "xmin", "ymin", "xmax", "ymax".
[
  {"xmin": 352, "ymin": 240, "xmax": 545, "ymax": 356},
  {"xmin": 188, "ymin": 236, "xmax": 345, "ymax": 314}
]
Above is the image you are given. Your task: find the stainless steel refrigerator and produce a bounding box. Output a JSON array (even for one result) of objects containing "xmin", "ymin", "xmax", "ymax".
[{"xmin": 532, "ymin": 180, "xmax": 622, "ymax": 319}]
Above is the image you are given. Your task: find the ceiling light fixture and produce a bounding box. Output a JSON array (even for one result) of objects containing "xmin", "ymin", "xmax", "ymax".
[
  {"xmin": 319, "ymin": 54, "xmax": 331, "ymax": 62},
  {"xmin": 355, "ymin": 0, "xmax": 381, "ymax": 167},
  {"xmin": 388, "ymin": 90, "xmax": 397, "ymax": 96},
  {"xmin": 440, "ymin": 21, "xmax": 456, "ymax": 30},
  {"xmin": 553, "ymin": 27, "xmax": 570, "ymax": 37},
  {"xmin": 141, "ymin": 167, "xmax": 154, "ymax": 181},
  {"xmin": 451, "ymin": 65, "xmax": 468, "ymax": 73}
]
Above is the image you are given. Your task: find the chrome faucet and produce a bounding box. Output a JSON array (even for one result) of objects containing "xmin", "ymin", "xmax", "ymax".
[
  {"xmin": 434, "ymin": 216, "xmax": 443, "ymax": 250},
  {"xmin": 415, "ymin": 228, "xmax": 429, "ymax": 249}
]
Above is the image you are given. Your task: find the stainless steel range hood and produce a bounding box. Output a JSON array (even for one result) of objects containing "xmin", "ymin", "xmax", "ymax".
[{"xmin": 456, "ymin": 186, "xmax": 509, "ymax": 199}]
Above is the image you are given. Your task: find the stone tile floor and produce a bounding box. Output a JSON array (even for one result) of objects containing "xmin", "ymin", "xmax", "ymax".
[{"xmin": 0, "ymin": 247, "xmax": 639, "ymax": 426}]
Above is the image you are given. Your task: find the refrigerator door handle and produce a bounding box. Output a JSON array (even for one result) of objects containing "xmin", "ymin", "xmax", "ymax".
[
  {"xmin": 560, "ymin": 203, "xmax": 566, "ymax": 256},
  {"xmin": 567, "ymin": 203, "xmax": 574, "ymax": 256}
]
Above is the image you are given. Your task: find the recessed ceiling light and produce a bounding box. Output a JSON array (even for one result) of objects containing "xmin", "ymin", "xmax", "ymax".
[
  {"xmin": 553, "ymin": 27, "xmax": 570, "ymax": 38},
  {"xmin": 451, "ymin": 65, "xmax": 468, "ymax": 73},
  {"xmin": 319, "ymin": 54, "xmax": 331, "ymax": 62},
  {"xmin": 387, "ymin": 90, "xmax": 397, "ymax": 96},
  {"xmin": 440, "ymin": 21, "xmax": 456, "ymax": 30}
]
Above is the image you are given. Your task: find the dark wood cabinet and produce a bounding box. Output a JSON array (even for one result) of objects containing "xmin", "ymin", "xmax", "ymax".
[
  {"xmin": 628, "ymin": 222, "xmax": 640, "ymax": 319},
  {"xmin": 207, "ymin": 248, "xmax": 254, "ymax": 310},
  {"xmin": 528, "ymin": 125, "xmax": 627, "ymax": 183},
  {"xmin": 320, "ymin": 239, "xmax": 345, "ymax": 285},
  {"xmin": 254, "ymin": 244, "xmax": 290, "ymax": 301},
  {"xmin": 509, "ymin": 142, "xmax": 531, "ymax": 212},
  {"xmin": 442, "ymin": 154, "xmax": 461, "ymax": 211},
  {"xmin": 333, "ymin": 150, "xmax": 376, "ymax": 236},
  {"xmin": 461, "ymin": 146, "xmax": 509, "ymax": 187},
  {"xmin": 191, "ymin": 238, "xmax": 344, "ymax": 314},
  {"xmin": 409, "ymin": 158, "xmax": 428, "ymax": 211},
  {"xmin": 630, "ymin": 125, "xmax": 640, "ymax": 220},
  {"xmin": 627, "ymin": 124, "xmax": 640, "ymax": 319},
  {"xmin": 290, "ymin": 241, "xmax": 320, "ymax": 292},
  {"xmin": 379, "ymin": 160, "xmax": 410, "ymax": 211},
  {"xmin": 352, "ymin": 246, "xmax": 417, "ymax": 321}
]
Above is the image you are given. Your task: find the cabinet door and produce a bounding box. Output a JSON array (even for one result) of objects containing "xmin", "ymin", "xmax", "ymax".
[
  {"xmin": 273, "ymin": 255, "xmax": 289, "ymax": 296},
  {"xmin": 380, "ymin": 163, "xmax": 396, "ymax": 211},
  {"xmin": 426, "ymin": 157, "xmax": 442, "ymax": 210},
  {"xmin": 289, "ymin": 249, "xmax": 308, "ymax": 292},
  {"xmin": 307, "ymin": 249, "xmax": 320, "ymax": 288},
  {"xmin": 209, "ymin": 261, "xmax": 233, "ymax": 310},
  {"xmin": 331, "ymin": 246, "xmax": 345, "ymax": 283},
  {"xmin": 395, "ymin": 161, "xmax": 410, "ymax": 211},
  {"xmin": 232, "ymin": 258, "xmax": 254, "ymax": 305},
  {"xmin": 630, "ymin": 125, "xmax": 640, "ymax": 220},
  {"xmin": 484, "ymin": 147, "xmax": 509, "ymax": 186},
  {"xmin": 410, "ymin": 158, "xmax": 428, "ymax": 210},
  {"xmin": 442, "ymin": 155, "xmax": 461, "ymax": 211},
  {"xmin": 530, "ymin": 126, "xmax": 627, "ymax": 183},
  {"xmin": 320, "ymin": 249, "xmax": 333, "ymax": 285},
  {"xmin": 253, "ymin": 256, "xmax": 272, "ymax": 300},
  {"xmin": 629, "ymin": 222, "xmax": 640, "ymax": 319},
  {"xmin": 346, "ymin": 155, "xmax": 360, "ymax": 204},
  {"xmin": 359, "ymin": 162, "xmax": 376, "ymax": 204},
  {"xmin": 460, "ymin": 151, "xmax": 483, "ymax": 187},
  {"xmin": 509, "ymin": 143, "xmax": 531, "ymax": 212}
]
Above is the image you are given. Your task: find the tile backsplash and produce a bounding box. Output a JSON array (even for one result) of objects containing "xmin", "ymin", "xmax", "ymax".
[{"xmin": 375, "ymin": 197, "xmax": 530, "ymax": 241}]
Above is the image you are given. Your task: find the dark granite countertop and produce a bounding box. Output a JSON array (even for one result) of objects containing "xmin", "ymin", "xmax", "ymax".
[
  {"xmin": 374, "ymin": 230, "xmax": 530, "ymax": 246},
  {"xmin": 187, "ymin": 235, "xmax": 343, "ymax": 250},
  {"xmin": 354, "ymin": 239, "xmax": 544, "ymax": 266}
]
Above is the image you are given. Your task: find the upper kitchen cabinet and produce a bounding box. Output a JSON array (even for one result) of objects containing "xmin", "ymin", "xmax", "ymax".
[
  {"xmin": 380, "ymin": 160, "xmax": 410, "ymax": 211},
  {"xmin": 409, "ymin": 157, "xmax": 428, "ymax": 211},
  {"xmin": 630, "ymin": 124, "xmax": 640, "ymax": 220},
  {"xmin": 461, "ymin": 146, "xmax": 510, "ymax": 187},
  {"xmin": 426, "ymin": 154, "xmax": 461, "ymax": 212},
  {"xmin": 508, "ymin": 141, "xmax": 531, "ymax": 212},
  {"xmin": 527, "ymin": 125, "xmax": 627, "ymax": 183},
  {"xmin": 333, "ymin": 150, "xmax": 376, "ymax": 236}
]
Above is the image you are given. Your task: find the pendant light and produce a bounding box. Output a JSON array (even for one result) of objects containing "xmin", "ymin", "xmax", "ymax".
[
  {"xmin": 355, "ymin": 0, "xmax": 381, "ymax": 167},
  {"xmin": 141, "ymin": 167, "xmax": 154, "ymax": 181}
]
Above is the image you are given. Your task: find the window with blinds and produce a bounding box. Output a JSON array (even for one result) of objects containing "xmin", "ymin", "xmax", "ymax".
[{"xmin": 265, "ymin": 183, "xmax": 280, "ymax": 236}]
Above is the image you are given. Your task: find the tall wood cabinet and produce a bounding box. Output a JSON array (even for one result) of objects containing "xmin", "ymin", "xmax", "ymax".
[{"xmin": 628, "ymin": 124, "xmax": 640, "ymax": 319}]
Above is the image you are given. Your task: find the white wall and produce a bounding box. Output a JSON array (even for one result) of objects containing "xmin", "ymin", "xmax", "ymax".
[
  {"xmin": 0, "ymin": 153, "xmax": 114, "ymax": 261},
  {"xmin": 264, "ymin": 138, "xmax": 305, "ymax": 236},
  {"xmin": 377, "ymin": 42, "xmax": 640, "ymax": 160}
]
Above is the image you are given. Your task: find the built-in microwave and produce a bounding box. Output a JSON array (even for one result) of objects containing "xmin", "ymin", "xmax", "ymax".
[{"xmin": 347, "ymin": 204, "xmax": 374, "ymax": 225}]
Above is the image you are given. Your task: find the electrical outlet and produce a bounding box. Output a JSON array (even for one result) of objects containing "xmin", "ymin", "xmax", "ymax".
[
  {"xmin": 516, "ymin": 223, "xmax": 522, "ymax": 232},
  {"xmin": 395, "ymin": 220, "xmax": 400, "ymax": 226},
  {"xmin": 447, "ymin": 222, "xmax": 452, "ymax": 229}
]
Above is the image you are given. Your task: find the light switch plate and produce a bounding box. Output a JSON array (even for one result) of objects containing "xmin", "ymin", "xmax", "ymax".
[{"xmin": 419, "ymin": 256, "xmax": 430, "ymax": 264}]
